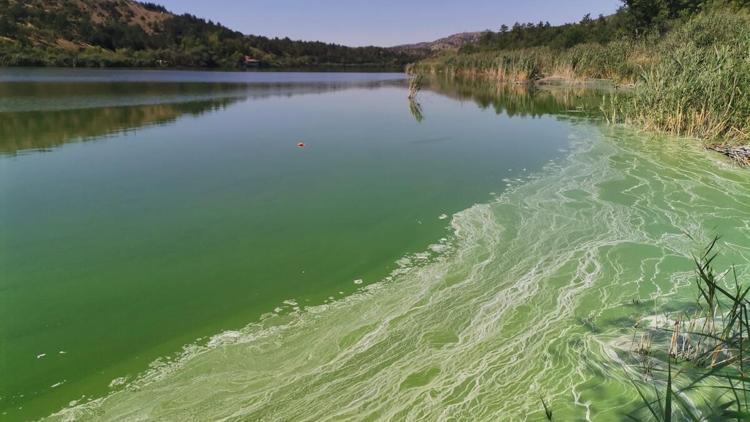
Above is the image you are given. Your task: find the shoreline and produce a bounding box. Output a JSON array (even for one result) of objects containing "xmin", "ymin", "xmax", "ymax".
[
  {"xmin": 708, "ymin": 144, "xmax": 750, "ymax": 166},
  {"xmin": 413, "ymin": 71, "xmax": 749, "ymax": 165}
]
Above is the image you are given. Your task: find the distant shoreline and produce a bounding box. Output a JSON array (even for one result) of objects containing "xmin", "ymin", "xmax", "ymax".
[{"xmin": 0, "ymin": 64, "xmax": 407, "ymax": 73}]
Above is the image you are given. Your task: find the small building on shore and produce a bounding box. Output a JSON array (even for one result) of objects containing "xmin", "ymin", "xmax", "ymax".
[{"xmin": 242, "ymin": 56, "xmax": 260, "ymax": 67}]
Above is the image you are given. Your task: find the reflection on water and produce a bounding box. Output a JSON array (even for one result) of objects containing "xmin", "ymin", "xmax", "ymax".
[
  {"xmin": 408, "ymin": 98, "xmax": 424, "ymax": 123},
  {"xmin": 0, "ymin": 68, "xmax": 408, "ymax": 84},
  {"xmin": 407, "ymin": 76, "xmax": 609, "ymax": 125},
  {"xmin": 0, "ymin": 80, "xmax": 404, "ymax": 154},
  {"xmin": 0, "ymin": 80, "xmax": 405, "ymax": 113},
  {"xmin": 424, "ymin": 76, "xmax": 610, "ymax": 119},
  {"xmin": 0, "ymin": 99, "xmax": 237, "ymax": 154},
  {"xmin": 0, "ymin": 76, "xmax": 610, "ymax": 155}
]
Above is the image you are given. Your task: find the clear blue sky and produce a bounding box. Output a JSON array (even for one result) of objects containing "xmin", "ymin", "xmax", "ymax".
[{"xmin": 153, "ymin": 0, "xmax": 623, "ymax": 47}]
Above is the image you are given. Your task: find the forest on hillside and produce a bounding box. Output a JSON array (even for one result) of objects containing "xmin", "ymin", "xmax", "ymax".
[{"xmin": 0, "ymin": 0, "xmax": 420, "ymax": 68}]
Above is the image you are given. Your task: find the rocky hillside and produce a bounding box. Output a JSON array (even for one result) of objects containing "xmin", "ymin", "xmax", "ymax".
[
  {"xmin": 0, "ymin": 0, "xmax": 170, "ymax": 46},
  {"xmin": 64, "ymin": 0, "xmax": 170, "ymax": 33},
  {"xmin": 392, "ymin": 32, "xmax": 486, "ymax": 53}
]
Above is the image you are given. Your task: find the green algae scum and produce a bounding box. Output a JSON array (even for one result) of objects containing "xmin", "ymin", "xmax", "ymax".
[{"xmin": 2, "ymin": 70, "xmax": 749, "ymax": 420}]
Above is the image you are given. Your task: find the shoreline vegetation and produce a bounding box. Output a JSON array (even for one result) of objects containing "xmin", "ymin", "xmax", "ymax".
[{"xmin": 408, "ymin": 0, "xmax": 750, "ymax": 158}]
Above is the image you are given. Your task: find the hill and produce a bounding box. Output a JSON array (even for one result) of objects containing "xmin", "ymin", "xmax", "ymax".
[
  {"xmin": 392, "ymin": 32, "xmax": 486, "ymax": 53},
  {"xmin": 0, "ymin": 0, "xmax": 423, "ymax": 69}
]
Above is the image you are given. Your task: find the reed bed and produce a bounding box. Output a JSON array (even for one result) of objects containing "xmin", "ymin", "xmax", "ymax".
[
  {"xmin": 410, "ymin": 41, "xmax": 644, "ymax": 85},
  {"xmin": 610, "ymin": 11, "xmax": 750, "ymax": 145},
  {"xmin": 412, "ymin": 9, "xmax": 750, "ymax": 146}
]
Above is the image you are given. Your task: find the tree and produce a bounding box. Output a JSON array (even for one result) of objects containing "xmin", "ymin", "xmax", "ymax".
[
  {"xmin": 0, "ymin": 14, "xmax": 17, "ymax": 36},
  {"xmin": 621, "ymin": 0, "xmax": 709, "ymax": 33}
]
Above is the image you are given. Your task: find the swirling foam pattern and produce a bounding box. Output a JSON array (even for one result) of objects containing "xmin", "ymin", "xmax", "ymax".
[{"xmin": 50, "ymin": 125, "xmax": 750, "ymax": 421}]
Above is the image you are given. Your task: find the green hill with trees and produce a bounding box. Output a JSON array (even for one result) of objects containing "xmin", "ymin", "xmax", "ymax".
[{"xmin": 0, "ymin": 0, "xmax": 421, "ymax": 68}]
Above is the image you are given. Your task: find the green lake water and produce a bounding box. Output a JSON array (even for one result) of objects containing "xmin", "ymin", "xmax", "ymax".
[{"xmin": 1, "ymin": 70, "xmax": 749, "ymax": 420}]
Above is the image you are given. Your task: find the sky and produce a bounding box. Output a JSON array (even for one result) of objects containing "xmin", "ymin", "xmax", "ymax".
[{"xmin": 152, "ymin": 0, "xmax": 623, "ymax": 47}]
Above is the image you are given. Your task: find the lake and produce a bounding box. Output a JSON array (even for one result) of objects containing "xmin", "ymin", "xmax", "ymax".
[{"xmin": 2, "ymin": 69, "xmax": 749, "ymax": 420}]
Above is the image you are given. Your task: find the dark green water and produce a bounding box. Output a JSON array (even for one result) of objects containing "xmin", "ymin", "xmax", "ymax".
[{"xmin": 1, "ymin": 70, "xmax": 580, "ymax": 419}]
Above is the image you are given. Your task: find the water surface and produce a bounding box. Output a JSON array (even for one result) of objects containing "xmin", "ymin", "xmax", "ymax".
[
  {"xmin": 2, "ymin": 70, "xmax": 748, "ymax": 421},
  {"xmin": 2, "ymin": 70, "xmax": 577, "ymax": 419}
]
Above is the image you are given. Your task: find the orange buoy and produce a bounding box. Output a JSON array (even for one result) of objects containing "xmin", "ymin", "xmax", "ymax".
[{"xmin": 297, "ymin": 142, "xmax": 305, "ymax": 148}]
